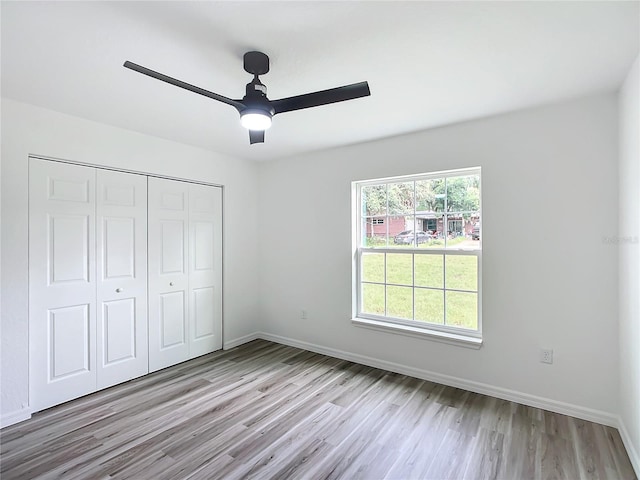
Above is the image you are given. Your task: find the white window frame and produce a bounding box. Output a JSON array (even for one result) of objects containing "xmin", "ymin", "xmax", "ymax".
[{"xmin": 352, "ymin": 167, "xmax": 482, "ymax": 348}]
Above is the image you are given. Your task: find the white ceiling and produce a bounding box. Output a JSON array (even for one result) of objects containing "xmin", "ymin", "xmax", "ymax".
[{"xmin": 2, "ymin": 1, "xmax": 638, "ymax": 162}]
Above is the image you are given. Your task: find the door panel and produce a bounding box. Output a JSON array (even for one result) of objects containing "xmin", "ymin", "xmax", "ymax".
[
  {"xmin": 161, "ymin": 220, "xmax": 186, "ymax": 274},
  {"xmin": 188, "ymin": 184, "xmax": 222, "ymax": 358},
  {"xmin": 102, "ymin": 298, "xmax": 136, "ymax": 364},
  {"xmin": 29, "ymin": 159, "xmax": 97, "ymax": 411},
  {"xmin": 160, "ymin": 292, "xmax": 186, "ymax": 347},
  {"xmin": 96, "ymin": 170, "xmax": 148, "ymax": 389},
  {"xmin": 148, "ymin": 178, "xmax": 190, "ymax": 371},
  {"xmin": 160, "ymin": 191, "xmax": 186, "ymax": 210},
  {"xmin": 49, "ymin": 304, "xmax": 90, "ymax": 379},
  {"xmin": 193, "ymin": 222, "xmax": 214, "ymax": 271},
  {"xmin": 49, "ymin": 214, "xmax": 90, "ymax": 283},
  {"xmin": 103, "ymin": 184, "xmax": 136, "ymax": 206},
  {"xmin": 103, "ymin": 217, "xmax": 135, "ymax": 279},
  {"xmin": 193, "ymin": 287, "xmax": 216, "ymax": 338},
  {"xmin": 48, "ymin": 176, "xmax": 91, "ymax": 203}
]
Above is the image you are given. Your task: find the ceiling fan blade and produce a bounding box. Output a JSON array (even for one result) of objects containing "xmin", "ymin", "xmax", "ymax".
[
  {"xmin": 123, "ymin": 61, "xmax": 244, "ymax": 111},
  {"xmin": 271, "ymin": 81, "xmax": 370, "ymax": 115},
  {"xmin": 249, "ymin": 129, "xmax": 265, "ymax": 144}
]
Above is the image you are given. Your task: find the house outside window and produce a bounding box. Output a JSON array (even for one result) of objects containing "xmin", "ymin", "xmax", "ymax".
[{"xmin": 353, "ymin": 168, "xmax": 482, "ymax": 345}]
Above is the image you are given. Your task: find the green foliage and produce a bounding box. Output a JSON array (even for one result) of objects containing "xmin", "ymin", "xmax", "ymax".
[
  {"xmin": 416, "ymin": 178, "xmax": 444, "ymax": 212},
  {"xmin": 362, "ymin": 185, "xmax": 386, "ymax": 216},
  {"xmin": 446, "ymin": 176, "xmax": 480, "ymax": 213},
  {"xmin": 387, "ymin": 182, "xmax": 415, "ymax": 214},
  {"xmin": 363, "ymin": 175, "xmax": 480, "ymax": 216}
]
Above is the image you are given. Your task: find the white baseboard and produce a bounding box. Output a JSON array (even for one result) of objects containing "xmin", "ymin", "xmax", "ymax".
[
  {"xmin": 1, "ymin": 407, "xmax": 32, "ymax": 429},
  {"xmin": 256, "ymin": 331, "xmax": 619, "ymax": 428},
  {"xmin": 223, "ymin": 332, "xmax": 261, "ymax": 350},
  {"xmin": 617, "ymin": 416, "xmax": 640, "ymax": 478}
]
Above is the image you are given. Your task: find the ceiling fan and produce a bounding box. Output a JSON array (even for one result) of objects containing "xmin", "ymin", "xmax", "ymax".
[{"xmin": 123, "ymin": 51, "xmax": 371, "ymax": 144}]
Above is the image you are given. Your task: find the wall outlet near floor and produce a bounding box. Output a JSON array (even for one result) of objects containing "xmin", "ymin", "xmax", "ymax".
[
  {"xmin": 301, "ymin": 309, "xmax": 308, "ymax": 320},
  {"xmin": 540, "ymin": 348, "xmax": 554, "ymax": 364}
]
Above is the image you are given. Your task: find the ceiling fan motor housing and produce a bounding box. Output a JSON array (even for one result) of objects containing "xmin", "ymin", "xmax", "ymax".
[{"xmin": 243, "ymin": 77, "xmax": 275, "ymax": 117}]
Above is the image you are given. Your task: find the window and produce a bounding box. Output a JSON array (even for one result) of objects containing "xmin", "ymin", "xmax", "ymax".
[
  {"xmin": 353, "ymin": 168, "xmax": 481, "ymax": 345},
  {"xmin": 423, "ymin": 218, "xmax": 437, "ymax": 233}
]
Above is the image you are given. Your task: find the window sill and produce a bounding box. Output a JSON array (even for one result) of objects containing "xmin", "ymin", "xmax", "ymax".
[{"xmin": 351, "ymin": 317, "xmax": 483, "ymax": 349}]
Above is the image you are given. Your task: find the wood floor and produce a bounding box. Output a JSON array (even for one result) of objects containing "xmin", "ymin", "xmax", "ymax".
[{"xmin": 0, "ymin": 340, "xmax": 635, "ymax": 480}]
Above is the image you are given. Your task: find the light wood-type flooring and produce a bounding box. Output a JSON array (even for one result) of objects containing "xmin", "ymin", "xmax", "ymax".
[{"xmin": 0, "ymin": 340, "xmax": 636, "ymax": 479}]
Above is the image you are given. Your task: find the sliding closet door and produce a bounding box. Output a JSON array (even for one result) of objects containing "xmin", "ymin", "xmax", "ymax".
[
  {"xmin": 188, "ymin": 183, "xmax": 222, "ymax": 358},
  {"xmin": 29, "ymin": 159, "xmax": 97, "ymax": 411},
  {"xmin": 96, "ymin": 170, "xmax": 148, "ymax": 389},
  {"xmin": 148, "ymin": 178, "xmax": 223, "ymax": 370},
  {"xmin": 148, "ymin": 178, "xmax": 190, "ymax": 372}
]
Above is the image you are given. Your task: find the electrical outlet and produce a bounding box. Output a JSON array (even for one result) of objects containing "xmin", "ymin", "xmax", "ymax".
[
  {"xmin": 301, "ymin": 309, "xmax": 308, "ymax": 320},
  {"xmin": 540, "ymin": 348, "xmax": 554, "ymax": 364}
]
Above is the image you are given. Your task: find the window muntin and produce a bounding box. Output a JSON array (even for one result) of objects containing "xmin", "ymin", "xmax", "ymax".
[{"xmin": 356, "ymin": 168, "xmax": 481, "ymax": 337}]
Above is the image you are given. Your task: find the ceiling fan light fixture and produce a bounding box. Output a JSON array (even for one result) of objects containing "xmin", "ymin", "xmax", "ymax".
[{"xmin": 240, "ymin": 110, "xmax": 272, "ymax": 131}]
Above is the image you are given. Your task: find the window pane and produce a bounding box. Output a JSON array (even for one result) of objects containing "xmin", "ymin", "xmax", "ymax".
[
  {"xmin": 386, "ymin": 253, "xmax": 412, "ymax": 286},
  {"xmin": 415, "ymin": 289, "xmax": 444, "ymax": 325},
  {"xmin": 386, "ymin": 285, "xmax": 413, "ymax": 319},
  {"xmin": 446, "ymin": 291, "xmax": 478, "ymax": 329},
  {"xmin": 362, "ymin": 283, "xmax": 385, "ymax": 315},
  {"xmin": 361, "ymin": 252, "xmax": 384, "ymax": 283},
  {"xmin": 363, "ymin": 217, "xmax": 387, "ymax": 247},
  {"xmin": 362, "ymin": 185, "xmax": 386, "ymax": 216},
  {"xmin": 416, "ymin": 179, "xmax": 445, "ymax": 212},
  {"xmin": 389, "ymin": 216, "xmax": 415, "ymax": 247},
  {"xmin": 388, "ymin": 182, "xmax": 415, "ymax": 215},
  {"xmin": 446, "ymin": 175, "xmax": 480, "ymax": 213},
  {"xmin": 445, "ymin": 255, "xmax": 477, "ymax": 291},
  {"xmin": 415, "ymin": 254, "xmax": 443, "ymax": 288}
]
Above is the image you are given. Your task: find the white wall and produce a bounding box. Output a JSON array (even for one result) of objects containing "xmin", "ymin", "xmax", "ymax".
[
  {"xmin": 619, "ymin": 55, "xmax": 640, "ymax": 473},
  {"xmin": 258, "ymin": 94, "xmax": 620, "ymax": 419},
  {"xmin": 0, "ymin": 99, "xmax": 260, "ymax": 423}
]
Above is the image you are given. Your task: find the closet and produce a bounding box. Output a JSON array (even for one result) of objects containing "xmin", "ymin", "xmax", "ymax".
[{"xmin": 28, "ymin": 158, "xmax": 222, "ymax": 412}]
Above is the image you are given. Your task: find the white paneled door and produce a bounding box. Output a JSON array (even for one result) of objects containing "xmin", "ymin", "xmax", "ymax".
[
  {"xmin": 148, "ymin": 178, "xmax": 190, "ymax": 371},
  {"xmin": 29, "ymin": 159, "xmax": 97, "ymax": 411},
  {"xmin": 188, "ymin": 183, "xmax": 223, "ymax": 358},
  {"xmin": 148, "ymin": 178, "xmax": 222, "ymax": 372},
  {"xmin": 96, "ymin": 170, "xmax": 148, "ymax": 389}
]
